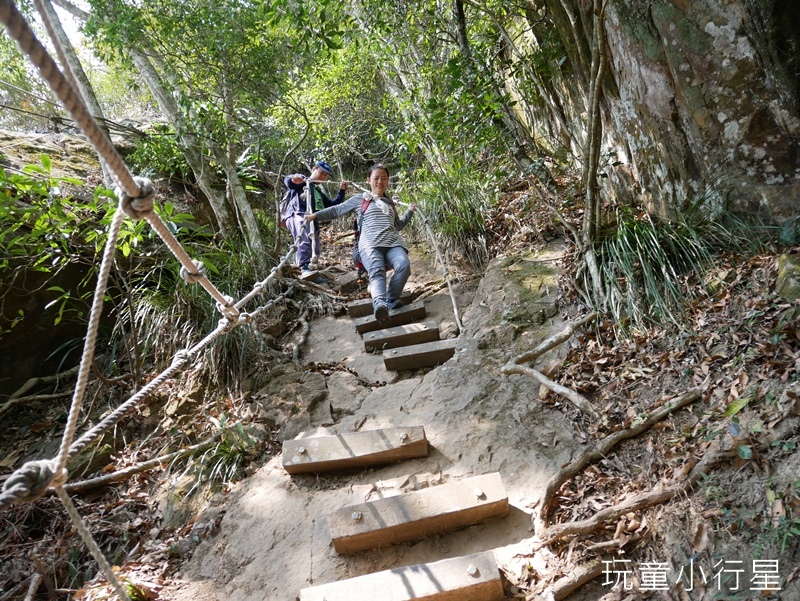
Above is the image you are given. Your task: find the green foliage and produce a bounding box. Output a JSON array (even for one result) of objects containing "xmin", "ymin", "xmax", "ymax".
[
  {"xmin": 109, "ymin": 230, "xmax": 276, "ymax": 386},
  {"xmin": 179, "ymin": 418, "xmax": 256, "ymax": 499},
  {"xmin": 274, "ymin": 45, "xmax": 398, "ymax": 164},
  {"xmin": 127, "ymin": 124, "xmax": 191, "ymax": 181},
  {"xmin": 407, "ymin": 160, "xmax": 497, "ymax": 269},
  {"xmin": 594, "ymin": 195, "xmax": 764, "ymax": 332}
]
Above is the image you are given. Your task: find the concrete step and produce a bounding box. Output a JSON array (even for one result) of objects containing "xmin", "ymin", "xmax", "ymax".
[
  {"xmin": 354, "ymin": 301, "xmax": 426, "ymax": 335},
  {"xmin": 282, "ymin": 427, "xmax": 428, "ymax": 475},
  {"xmin": 363, "ymin": 321, "xmax": 440, "ymax": 352},
  {"xmin": 346, "ymin": 290, "xmax": 413, "ymax": 318},
  {"xmin": 383, "ymin": 337, "xmax": 458, "ymax": 371},
  {"xmin": 329, "ymin": 472, "xmax": 508, "ymax": 555},
  {"xmin": 298, "ymin": 551, "xmax": 503, "ymax": 600}
]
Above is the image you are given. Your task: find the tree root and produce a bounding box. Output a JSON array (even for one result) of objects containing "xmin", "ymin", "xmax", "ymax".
[
  {"xmin": 292, "ymin": 309, "xmax": 310, "ymax": 367},
  {"xmin": 501, "ymin": 312, "xmax": 598, "ymax": 418},
  {"xmin": 528, "ymin": 557, "xmax": 606, "ymax": 601},
  {"xmin": 63, "ymin": 431, "xmax": 226, "ymax": 493},
  {"xmin": 534, "ymin": 382, "xmax": 708, "ymax": 534},
  {"xmin": 536, "ymin": 415, "xmax": 799, "ymax": 548},
  {"xmin": 0, "ymin": 363, "xmax": 84, "ymax": 419},
  {"xmin": 294, "ymin": 278, "xmax": 349, "ymax": 301},
  {"xmin": 511, "ymin": 312, "xmax": 597, "ymax": 366},
  {"xmin": 503, "ymin": 363, "xmax": 600, "ymax": 419}
]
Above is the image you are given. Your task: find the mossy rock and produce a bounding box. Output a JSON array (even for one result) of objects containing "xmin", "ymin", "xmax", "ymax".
[{"xmin": 776, "ymin": 254, "xmax": 800, "ymax": 301}]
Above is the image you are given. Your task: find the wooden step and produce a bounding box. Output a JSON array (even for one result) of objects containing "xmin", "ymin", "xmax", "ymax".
[
  {"xmin": 346, "ymin": 290, "xmax": 413, "ymax": 318},
  {"xmin": 333, "ymin": 270, "xmax": 362, "ymax": 293},
  {"xmin": 363, "ymin": 321, "xmax": 440, "ymax": 352},
  {"xmin": 383, "ymin": 338, "xmax": 458, "ymax": 371},
  {"xmin": 354, "ymin": 301, "xmax": 426, "ymax": 334},
  {"xmin": 282, "ymin": 427, "xmax": 428, "ymax": 474},
  {"xmin": 329, "ymin": 472, "xmax": 508, "ymax": 555},
  {"xmin": 298, "ymin": 550, "xmax": 503, "ymax": 601},
  {"xmin": 298, "ymin": 551, "xmax": 503, "ymax": 601}
]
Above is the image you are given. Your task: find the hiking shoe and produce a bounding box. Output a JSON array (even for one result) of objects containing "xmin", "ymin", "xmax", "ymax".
[
  {"xmin": 388, "ymin": 299, "xmax": 404, "ymax": 310},
  {"xmin": 374, "ymin": 303, "xmax": 389, "ymax": 322}
]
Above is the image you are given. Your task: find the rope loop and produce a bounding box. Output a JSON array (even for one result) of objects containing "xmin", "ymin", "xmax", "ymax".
[
  {"xmin": 117, "ymin": 176, "xmax": 156, "ymax": 220},
  {"xmin": 0, "ymin": 459, "xmax": 67, "ymax": 507},
  {"xmin": 216, "ymin": 295, "xmax": 239, "ymax": 320},
  {"xmin": 180, "ymin": 260, "xmax": 207, "ymax": 284}
]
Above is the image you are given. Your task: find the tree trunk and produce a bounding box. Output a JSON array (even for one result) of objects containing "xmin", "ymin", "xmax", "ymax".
[
  {"xmin": 127, "ymin": 47, "xmax": 236, "ymax": 238},
  {"xmin": 38, "ymin": 0, "xmax": 116, "ymax": 188}
]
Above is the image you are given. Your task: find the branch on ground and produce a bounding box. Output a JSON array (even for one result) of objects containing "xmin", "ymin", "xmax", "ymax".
[
  {"xmin": 500, "ymin": 312, "xmax": 599, "ymax": 419},
  {"xmin": 534, "ymin": 382, "xmax": 708, "ymax": 533}
]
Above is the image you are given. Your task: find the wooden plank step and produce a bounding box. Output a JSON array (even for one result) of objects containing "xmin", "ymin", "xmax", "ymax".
[
  {"xmin": 333, "ymin": 270, "xmax": 362, "ymax": 293},
  {"xmin": 330, "ymin": 472, "xmax": 508, "ymax": 555},
  {"xmin": 384, "ymin": 338, "xmax": 458, "ymax": 371},
  {"xmin": 346, "ymin": 290, "xmax": 413, "ymax": 318},
  {"xmin": 282, "ymin": 427, "xmax": 428, "ymax": 474},
  {"xmin": 298, "ymin": 551, "xmax": 503, "ymax": 601},
  {"xmin": 354, "ymin": 301, "xmax": 426, "ymax": 334},
  {"xmin": 363, "ymin": 321, "xmax": 440, "ymax": 352}
]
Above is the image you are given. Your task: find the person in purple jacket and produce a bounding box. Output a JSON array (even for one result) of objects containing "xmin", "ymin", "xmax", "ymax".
[{"xmin": 282, "ymin": 160, "xmax": 350, "ymax": 271}]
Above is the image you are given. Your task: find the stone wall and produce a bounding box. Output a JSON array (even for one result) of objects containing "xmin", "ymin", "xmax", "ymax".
[{"xmin": 528, "ymin": 0, "xmax": 800, "ymax": 223}]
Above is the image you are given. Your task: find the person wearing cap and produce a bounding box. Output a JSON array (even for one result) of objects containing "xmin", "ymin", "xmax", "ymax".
[{"xmin": 283, "ymin": 161, "xmax": 350, "ymax": 272}]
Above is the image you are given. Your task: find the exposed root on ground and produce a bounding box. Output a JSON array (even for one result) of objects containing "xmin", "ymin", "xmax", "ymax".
[{"xmin": 501, "ymin": 313, "xmax": 599, "ymax": 419}]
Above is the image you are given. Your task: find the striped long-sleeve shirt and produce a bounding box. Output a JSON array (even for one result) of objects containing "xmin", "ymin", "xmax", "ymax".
[{"xmin": 313, "ymin": 192, "xmax": 415, "ymax": 251}]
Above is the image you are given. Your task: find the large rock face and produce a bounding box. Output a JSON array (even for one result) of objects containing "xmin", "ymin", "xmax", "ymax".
[{"xmin": 528, "ymin": 0, "xmax": 800, "ymax": 222}]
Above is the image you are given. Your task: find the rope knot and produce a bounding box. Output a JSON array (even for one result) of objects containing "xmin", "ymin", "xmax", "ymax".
[
  {"xmin": 0, "ymin": 459, "xmax": 67, "ymax": 507},
  {"xmin": 180, "ymin": 260, "xmax": 207, "ymax": 284},
  {"xmin": 117, "ymin": 176, "xmax": 155, "ymax": 220},
  {"xmin": 172, "ymin": 350, "xmax": 192, "ymax": 368},
  {"xmin": 216, "ymin": 295, "xmax": 239, "ymax": 321}
]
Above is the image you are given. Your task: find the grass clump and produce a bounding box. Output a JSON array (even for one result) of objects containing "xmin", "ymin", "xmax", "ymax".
[
  {"xmin": 405, "ymin": 160, "xmax": 496, "ymax": 270},
  {"xmin": 594, "ymin": 193, "xmax": 765, "ymax": 332}
]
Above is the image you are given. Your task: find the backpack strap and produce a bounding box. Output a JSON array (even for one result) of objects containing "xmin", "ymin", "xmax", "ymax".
[{"xmin": 355, "ymin": 193, "xmax": 371, "ymax": 237}]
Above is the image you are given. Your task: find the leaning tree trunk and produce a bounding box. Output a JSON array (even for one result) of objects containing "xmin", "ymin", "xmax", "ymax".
[
  {"xmin": 219, "ymin": 73, "xmax": 265, "ymax": 256},
  {"xmin": 127, "ymin": 47, "xmax": 236, "ymax": 238},
  {"xmin": 38, "ymin": 0, "xmax": 116, "ymax": 188}
]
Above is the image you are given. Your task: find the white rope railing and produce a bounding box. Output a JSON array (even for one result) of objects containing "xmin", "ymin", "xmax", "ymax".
[{"xmin": 0, "ymin": 3, "xmax": 317, "ymax": 597}]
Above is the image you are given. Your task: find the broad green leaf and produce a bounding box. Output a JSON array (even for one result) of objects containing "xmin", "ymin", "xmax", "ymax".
[{"xmin": 724, "ymin": 397, "xmax": 750, "ymax": 417}]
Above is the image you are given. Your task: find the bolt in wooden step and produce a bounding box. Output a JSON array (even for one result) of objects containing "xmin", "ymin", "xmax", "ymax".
[
  {"xmin": 383, "ymin": 338, "xmax": 458, "ymax": 371},
  {"xmin": 363, "ymin": 320, "xmax": 440, "ymax": 352},
  {"xmin": 346, "ymin": 290, "xmax": 413, "ymax": 318},
  {"xmin": 354, "ymin": 301, "xmax": 426, "ymax": 334},
  {"xmin": 329, "ymin": 472, "xmax": 508, "ymax": 555},
  {"xmin": 298, "ymin": 550, "xmax": 503, "ymax": 601},
  {"xmin": 282, "ymin": 427, "xmax": 428, "ymax": 474}
]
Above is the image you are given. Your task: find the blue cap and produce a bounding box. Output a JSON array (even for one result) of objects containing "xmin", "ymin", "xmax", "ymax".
[{"xmin": 315, "ymin": 160, "xmax": 332, "ymax": 175}]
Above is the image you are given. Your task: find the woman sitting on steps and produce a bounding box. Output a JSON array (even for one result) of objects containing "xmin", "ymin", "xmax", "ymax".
[{"xmin": 305, "ymin": 163, "xmax": 417, "ymax": 322}]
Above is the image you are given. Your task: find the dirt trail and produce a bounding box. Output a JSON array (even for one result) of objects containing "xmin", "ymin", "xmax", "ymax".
[{"xmin": 165, "ymin": 243, "xmax": 580, "ymax": 600}]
